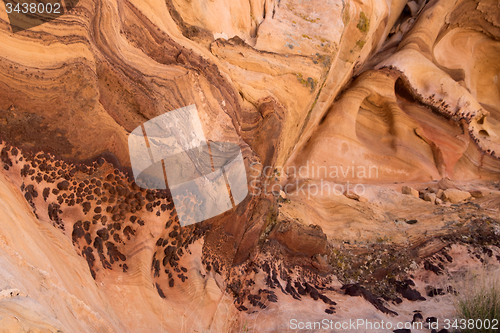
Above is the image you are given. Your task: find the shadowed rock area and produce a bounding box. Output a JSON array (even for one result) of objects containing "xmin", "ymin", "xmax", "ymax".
[{"xmin": 0, "ymin": 0, "xmax": 500, "ymax": 332}]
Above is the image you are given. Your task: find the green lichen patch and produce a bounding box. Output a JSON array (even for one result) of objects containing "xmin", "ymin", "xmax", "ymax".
[
  {"xmin": 295, "ymin": 73, "xmax": 317, "ymax": 91},
  {"xmin": 342, "ymin": 2, "xmax": 350, "ymax": 26},
  {"xmin": 286, "ymin": 4, "xmax": 321, "ymax": 23},
  {"xmin": 356, "ymin": 40, "xmax": 366, "ymax": 48},
  {"xmin": 357, "ymin": 11, "xmax": 369, "ymax": 32},
  {"xmin": 259, "ymin": 208, "xmax": 279, "ymax": 244}
]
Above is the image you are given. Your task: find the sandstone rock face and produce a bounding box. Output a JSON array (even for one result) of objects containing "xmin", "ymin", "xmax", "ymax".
[{"xmin": 0, "ymin": 0, "xmax": 500, "ymax": 332}]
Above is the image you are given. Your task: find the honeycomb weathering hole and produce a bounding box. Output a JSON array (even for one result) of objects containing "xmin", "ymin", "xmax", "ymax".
[{"xmin": 479, "ymin": 130, "xmax": 490, "ymax": 137}]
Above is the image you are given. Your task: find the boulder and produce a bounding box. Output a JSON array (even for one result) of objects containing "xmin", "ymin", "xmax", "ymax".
[
  {"xmin": 426, "ymin": 186, "xmax": 438, "ymax": 194},
  {"xmin": 424, "ymin": 192, "xmax": 436, "ymax": 204},
  {"xmin": 268, "ymin": 220, "xmax": 328, "ymax": 256},
  {"xmin": 402, "ymin": 186, "xmax": 419, "ymax": 198},
  {"xmin": 442, "ymin": 189, "xmax": 471, "ymax": 203},
  {"xmin": 469, "ymin": 190, "xmax": 484, "ymax": 198},
  {"xmin": 343, "ymin": 191, "xmax": 368, "ymax": 202}
]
